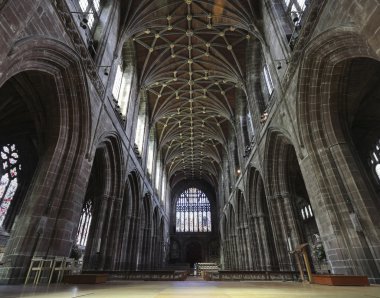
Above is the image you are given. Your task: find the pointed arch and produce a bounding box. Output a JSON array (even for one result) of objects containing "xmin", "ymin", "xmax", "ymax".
[
  {"xmin": 0, "ymin": 37, "xmax": 92, "ymax": 283},
  {"xmin": 296, "ymin": 28, "xmax": 380, "ymax": 280}
]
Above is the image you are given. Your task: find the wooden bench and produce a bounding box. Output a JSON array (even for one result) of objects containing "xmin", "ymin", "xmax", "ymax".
[
  {"xmin": 196, "ymin": 263, "xmax": 219, "ymax": 276},
  {"xmin": 126, "ymin": 270, "xmax": 187, "ymax": 281},
  {"xmin": 203, "ymin": 270, "xmax": 299, "ymax": 281},
  {"xmin": 312, "ymin": 274, "xmax": 369, "ymax": 286},
  {"xmin": 81, "ymin": 270, "xmax": 187, "ymax": 281},
  {"xmin": 62, "ymin": 274, "xmax": 108, "ymax": 284}
]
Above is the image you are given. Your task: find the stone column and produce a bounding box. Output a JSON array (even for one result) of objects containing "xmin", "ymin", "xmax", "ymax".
[{"xmin": 105, "ymin": 197, "xmax": 122, "ymax": 270}]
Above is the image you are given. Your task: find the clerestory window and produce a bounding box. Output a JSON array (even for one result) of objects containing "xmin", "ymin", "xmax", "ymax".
[
  {"xmin": 78, "ymin": 0, "xmax": 102, "ymax": 30},
  {"xmin": 76, "ymin": 198, "xmax": 93, "ymax": 247},
  {"xmin": 369, "ymin": 140, "xmax": 380, "ymax": 183},
  {"xmin": 283, "ymin": 0, "xmax": 308, "ymax": 23},
  {"xmin": 176, "ymin": 188, "xmax": 211, "ymax": 232},
  {"xmin": 112, "ymin": 65, "xmax": 123, "ymax": 100},
  {"xmin": 0, "ymin": 144, "xmax": 21, "ymax": 227},
  {"xmin": 263, "ymin": 64, "xmax": 274, "ymax": 95},
  {"xmin": 301, "ymin": 204, "xmax": 313, "ymax": 220},
  {"xmin": 112, "ymin": 64, "xmax": 133, "ymax": 116}
]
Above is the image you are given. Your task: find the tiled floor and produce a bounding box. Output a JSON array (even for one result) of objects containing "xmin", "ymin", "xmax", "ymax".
[{"xmin": 0, "ymin": 279, "xmax": 379, "ymax": 298}]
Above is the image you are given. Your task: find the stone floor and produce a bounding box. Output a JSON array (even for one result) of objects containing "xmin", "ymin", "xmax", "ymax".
[{"xmin": 0, "ymin": 279, "xmax": 379, "ymax": 298}]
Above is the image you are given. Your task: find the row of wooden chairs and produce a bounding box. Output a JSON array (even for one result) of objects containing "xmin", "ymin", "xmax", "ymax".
[{"xmin": 24, "ymin": 256, "xmax": 75, "ymax": 285}]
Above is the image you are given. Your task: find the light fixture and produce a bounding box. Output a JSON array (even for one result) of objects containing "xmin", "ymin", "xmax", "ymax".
[
  {"xmin": 98, "ymin": 65, "xmax": 111, "ymax": 76},
  {"xmin": 82, "ymin": 14, "xmax": 89, "ymax": 24},
  {"xmin": 291, "ymin": 11, "xmax": 299, "ymax": 23},
  {"xmin": 80, "ymin": 21, "xmax": 87, "ymax": 29},
  {"xmin": 274, "ymin": 59, "xmax": 289, "ymax": 70},
  {"xmin": 70, "ymin": 11, "xmax": 93, "ymax": 30}
]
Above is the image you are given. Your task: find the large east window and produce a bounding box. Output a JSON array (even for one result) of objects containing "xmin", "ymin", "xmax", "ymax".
[
  {"xmin": 176, "ymin": 188, "xmax": 211, "ymax": 232},
  {"xmin": 0, "ymin": 144, "xmax": 21, "ymax": 227}
]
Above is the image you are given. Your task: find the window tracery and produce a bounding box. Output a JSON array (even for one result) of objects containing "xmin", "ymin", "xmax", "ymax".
[
  {"xmin": 283, "ymin": 0, "xmax": 307, "ymax": 18},
  {"xmin": 283, "ymin": 0, "xmax": 309, "ymax": 49},
  {"xmin": 112, "ymin": 64, "xmax": 123, "ymax": 100},
  {"xmin": 0, "ymin": 144, "xmax": 21, "ymax": 227},
  {"xmin": 76, "ymin": 199, "xmax": 93, "ymax": 247},
  {"xmin": 263, "ymin": 64, "xmax": 274, "ymax": 95},
  {"xmin": 112, "ymin": 64, "xmax": 134, "ymax": 116},
  {"xmin": 176, "ymin": 188, "xmax": 211, "ymax": 232},
  {"xmin": 301, "ymin": 204, "xmax": 313, "ymax": 220},
  {"xmin": 78, "ymin": 0, "xmax": 102, "ymax": 30}
]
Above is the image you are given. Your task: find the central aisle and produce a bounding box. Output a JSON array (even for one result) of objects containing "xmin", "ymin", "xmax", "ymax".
[{"xmin": 0, "ymin": 280, "xmax": 379, "ymax": 298}]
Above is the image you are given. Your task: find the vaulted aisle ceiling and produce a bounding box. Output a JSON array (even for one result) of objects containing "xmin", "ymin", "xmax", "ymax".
[{"xmin": 124, "ymin": 0, "xmax": 262, "ymax": 187}]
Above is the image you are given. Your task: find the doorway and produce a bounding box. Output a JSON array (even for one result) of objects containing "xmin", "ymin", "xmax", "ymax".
[{"xmin": 186, "ymin": 242, "xmax": 202, "ymax": 268}]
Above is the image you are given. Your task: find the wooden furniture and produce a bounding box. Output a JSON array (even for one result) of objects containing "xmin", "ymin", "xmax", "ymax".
[
  {"xmin": 290, "ymin": 243, "xmax": 312, "ymax": 283},
  {"xmin": 312, "ymin": 274, "xmax": 369, "ymax": 286},
  {"xmin": 48, "ymin": 257, "xmax": 74, "ymax": 284},
  {"xmin": 62, "ymin": 274, "xmax": 108, "ymax": 284},
  {"xmin": 24, "ymin": 257, "xmax": 54, "ymax": 285},
  {"xmin": 203, "ymin": 270, "xmax": 298, "ymax": 281},
  {"xmin": 196, "ymin": 263, "xmax": 219, "ymax": 276},
  {"xmin": 81, "ymin": 270, "xmax": 188, "ymax": 281}
]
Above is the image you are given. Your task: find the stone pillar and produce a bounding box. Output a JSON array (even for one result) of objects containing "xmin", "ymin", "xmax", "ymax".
[
  {"xmin": 258, "ymin": 214, "xmax": 272, "ymax": 270},
  {"xmin": 268, "ymin": 196, "xmax": 291, "ymax": 270},
  {"xmin": 301, "ymin": 150, "xmax": 380, "ymax": 283},
  {"xmin": 0, "ymin": 161, "xmax": 88, "ymax": 284},
  {"xmin": 248, "ymin": 215, "xmax": 260, "ymax": 269},
  {"xmin": 126, "ymin": 215, "xmax": 139, "ymax": 270},
  {"xmin": 104, "ymin": 197, "xmax": 122, "ymax": 270}
]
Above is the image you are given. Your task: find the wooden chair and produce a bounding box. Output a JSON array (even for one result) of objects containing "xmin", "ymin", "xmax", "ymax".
[
  {"xmin": 25, "ymin": 257, "xmax": 54, "ymax": 285},
  {"xmin": 48, "ymin": 257, "xmax": 74, "ymax": 284}
]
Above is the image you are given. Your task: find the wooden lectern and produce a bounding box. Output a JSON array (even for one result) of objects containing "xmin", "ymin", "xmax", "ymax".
[{"xmin": 290, "ymin": 243, "xmax": 313, "ymax": 283}]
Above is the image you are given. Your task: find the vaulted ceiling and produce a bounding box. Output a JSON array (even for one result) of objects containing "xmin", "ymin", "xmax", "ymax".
[{"xmin": 122, "ymin": 0, "xmax": 262, "ymax": 188}]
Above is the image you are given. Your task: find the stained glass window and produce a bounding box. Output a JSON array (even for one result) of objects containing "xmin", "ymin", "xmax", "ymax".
[
  {"xmin": 0, "ymin": 144, "xmax": 21, "ymax": 227},
  {"xmin": 76, "ymin": 199, "xmax": 93, "ymax": 247},
  {"xmin": 176, "ymin": 188, "xmax": 211, "ymax": 232}
]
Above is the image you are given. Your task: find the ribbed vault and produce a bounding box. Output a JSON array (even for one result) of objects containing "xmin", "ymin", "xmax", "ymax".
[{"xmin": 124, "ymin": 0, "xmax": 262, "ymax": 188}]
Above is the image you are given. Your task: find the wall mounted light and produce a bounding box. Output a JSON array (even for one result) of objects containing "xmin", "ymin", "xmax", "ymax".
[
  {"xmin": 70, "ymin": 11, "xmax": 93, "ymax": 30},
  {"xmin": 98, "ymin": 66, "xmax": 111, "ymax": 76},
  {"xmin": 274, "ymin": 59, "xmax": 289, "ymax": 70},
  {"xmin": 290, "ymin": 11, "xmax": 299, "ymax": 23}
]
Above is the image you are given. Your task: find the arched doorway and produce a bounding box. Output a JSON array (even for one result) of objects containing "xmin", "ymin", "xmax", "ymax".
[
  {"xmin": 265, "ymin": 130, "xmax": 325, "ymax": 273},
  {"xmin": 186, "ymin": 241, "xmax": 202, "ymax": 268},
  {"xmin": 80, "ymin": 136, "xmax": 123, "ymax": 271},
  {"xmin": 0, "ymin": 74, "xmax": 40, "ymax": 250}
]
